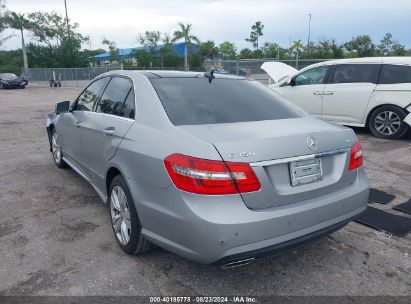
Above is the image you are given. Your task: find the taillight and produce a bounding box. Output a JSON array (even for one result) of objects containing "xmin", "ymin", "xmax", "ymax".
[
  {"xmin": 164, "ymin": 154, "xmax": 260, "ymax": 195},
  {"xmin": 349, "ymin": 140, "xmax": 364, "ymax": 171}
]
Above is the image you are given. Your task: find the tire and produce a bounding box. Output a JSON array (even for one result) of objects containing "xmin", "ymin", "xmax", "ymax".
[
  {"xmin": 109, "ymin": 175, "xmax": 152, "ymax": 255},
  {"xmin": 51, "ymin": 128, "xmax": 68, "ymax": 168},
  {"xmin": 0, "ymin": 83, "xmax": 3, "ymax": 89},
  {"xmin": 369, "ymin": 105, "xmax": 409, "ymax": 140}
]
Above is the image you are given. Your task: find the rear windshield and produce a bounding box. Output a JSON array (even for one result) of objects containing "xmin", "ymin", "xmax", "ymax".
[{"xmin": 150, "ymin": 77, "xmax": 302, "ymax": 125}]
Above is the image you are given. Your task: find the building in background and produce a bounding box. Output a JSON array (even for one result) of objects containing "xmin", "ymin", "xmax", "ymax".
[{"xmin": 91, "ymin": 42, "xmax": 198, "ymax": 66}]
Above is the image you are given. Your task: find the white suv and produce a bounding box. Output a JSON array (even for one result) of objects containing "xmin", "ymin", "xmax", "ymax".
[{"xmin": 265, "ymin": 57, "xmax": 411, "ymax": 139}]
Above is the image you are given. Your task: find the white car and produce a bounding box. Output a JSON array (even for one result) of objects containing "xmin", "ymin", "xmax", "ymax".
[{"xmin": 263, "ymin": 58, "xmax": 411, "ymax": 139}]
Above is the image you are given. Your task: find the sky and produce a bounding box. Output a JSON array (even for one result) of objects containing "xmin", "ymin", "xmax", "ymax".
[{"xmin": 2, "ymin": 0, "xmax": 411, "ymax": 51}]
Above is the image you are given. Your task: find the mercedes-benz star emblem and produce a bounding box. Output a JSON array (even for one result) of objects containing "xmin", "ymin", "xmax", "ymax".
[{"xmin": 307, "ymin": 136, "xmax": 318, "ymax": 151}]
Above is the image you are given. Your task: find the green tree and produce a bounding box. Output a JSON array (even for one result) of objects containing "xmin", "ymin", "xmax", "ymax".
[
  {"xmin": 253, "ymin": 49, "xmax": 263, "ymax": 58},
  {"xmin": 78, "ymin": 48, "xmax": 105, "ymax": 66},
  {"xmin": 290, "ymin": 40, "xmax": 304, "ymax": 68},
  {"xmin": 160, "ymin": 33, "xmax": 181, "ymax": 68},
  {"xmin": 172, "ymin": 23, "xmax": 199, "ymax": 71},
  {"xmin": 133, "ymin": 49, "xmax": 156, "ymax": 68},
  {"xmin": 0, "ymin": 0, "xmax": 13, "ymax": 47},
  {"xmin": 188, "ymin": 53, "xmax": 202, "ymax": 70},
  {"xmin": 25, "ymin": 42, "xmax": 57, "ymax": 67},
  {"xmin": 0, "ymin": 49, "xmax": 22, "ymax": 71},
  {"xmin": 162, "ymin": 33, "xmax": 172, "ymax": 45},
  {"xmin": 218, "ymin": 41, "xmax": 237, "ymax": 59},
  {"xmin": 199, "ymin": 40, "xmax": 218, "ymax": 59},
  {"xmin": 7, "ymin": 12, "xmax": 30, "ymax": 71},
  {"xmin": 239, "ymin": 48, "xmax": 253, "ymax": 59},
  {"xmin": 139, "ymin": 30, "xmax": 161, "ymax": 54},
  {"xmin": 391, "ymin": 42, "xmax": 406, "ymax": 56},
  {"xmin": 245, "ymin": 21, "xmax": 264, "ymax": 50},
  {"xmin": 344, "ymin": 35, "xmax": 376, "ymax": 57},
  {"xmin": 261, "ymin": 42, "xmax": 284, "ymax": 59},
  {"xmin": 306, "ymin": 38, "xmax": 344, "ymax": 59},
  {"xmin": 290, "ymin": 39, "xmax": 304, "ymax": 57},
  {"xmin": 378, "ymin": 33, "xmax": 393, "ymax": 56},
  {"xmin": 27, "ymin": 11, "xmax": 88, "ymax": 67},
  {"xmin": 377, "ymin": 33, "xmax": 406, "ymax": 56},
  {"xmin": 102, "ymin": 38, "xmax": 118, "ymax": 62}
]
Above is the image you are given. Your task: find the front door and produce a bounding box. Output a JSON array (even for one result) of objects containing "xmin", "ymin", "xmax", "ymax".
[
  {"xmin": 279, "ymin": 65, "xmax": 331, "ymax": 118},
  {"xmin": 56, "ymin": 111, "xmax": 84, "ymax": 166},
  {"xmin": 58, "ymin": 77, "xmax": 110, "ymax": 174}
]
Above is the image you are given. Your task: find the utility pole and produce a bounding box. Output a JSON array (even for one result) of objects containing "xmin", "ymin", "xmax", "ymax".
[
  {"xmin": 64, "ymin": 0, "xmax": 73, "ymax": 66},
  {"xmin": 307, "ymin": 13, "xmax": 312, "ymax": 46}
]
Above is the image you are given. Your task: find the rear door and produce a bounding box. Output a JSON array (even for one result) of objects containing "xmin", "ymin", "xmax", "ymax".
[
  {"xmin": 277, "ymin": 65, "xmax": 331, "ymax": 118},
  {"xmin": 80, "ymin": 76, "xmax": 136, "ymax": 192},
  {"xmin": 322, "ymin": 63, "xmax": 381, "ymax": 125}
]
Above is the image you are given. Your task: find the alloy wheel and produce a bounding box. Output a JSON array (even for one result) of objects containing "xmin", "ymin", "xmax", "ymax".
[
  {"xmin": 374, "ymin": 111, "xmax": 401, "ymax": 136},
  {"xmin": 51, "ymin": 132, "xmax": 62, "ymax": 163},
  {"xmin": 110, "ymin": 185, "xmax": 131, "ymax": 245}
]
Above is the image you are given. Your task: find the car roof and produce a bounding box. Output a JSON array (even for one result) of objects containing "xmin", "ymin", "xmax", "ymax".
[
  {"xmin": 293, "ymin": 56, "xmax": 411, "ymax": 76},
  {"xmin": 317, "ymin": 57, "xmax": 411, "ymax": 66},
  {"xmin": 102, "ymin": 70, "xmax": 246, "ymax": 80}
]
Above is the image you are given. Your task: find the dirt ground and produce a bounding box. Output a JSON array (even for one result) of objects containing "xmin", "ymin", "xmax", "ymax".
[{"xmin": 0, "ymin": 84, "xmax": 410, "ymax": 296}]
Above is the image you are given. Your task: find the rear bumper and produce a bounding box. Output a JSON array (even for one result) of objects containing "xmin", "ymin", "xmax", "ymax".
[
  {"xmin": 212, "ymin": 214, "xmax": 358, "ymax": 267},
  {"xmin": 129, "ymin": 168, "xmax": 369, "ymax": 264}
]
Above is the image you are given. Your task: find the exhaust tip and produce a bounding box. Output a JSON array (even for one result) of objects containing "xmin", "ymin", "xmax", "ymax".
[{"xmin": 221, "ymin": 257, "xmax": 255, "ymax": 269}]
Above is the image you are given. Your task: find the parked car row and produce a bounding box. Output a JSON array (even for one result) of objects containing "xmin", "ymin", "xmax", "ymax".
[
  {"xmin": 263, "ymin": 57, "xmax": 411, "ymax": 139},
  {"xmin": 46, "ymin": 70, "xmax": 368, "ymax": 266}
]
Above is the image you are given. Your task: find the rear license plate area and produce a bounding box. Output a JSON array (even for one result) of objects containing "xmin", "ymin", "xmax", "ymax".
[{"xmin": 289, "ymin": 158, "xmax": 323, "ymax": 187}]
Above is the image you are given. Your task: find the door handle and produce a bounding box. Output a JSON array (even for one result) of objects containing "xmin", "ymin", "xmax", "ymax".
[
  {"xmin": 75, "ymin": 121, "xmax": 82, "ymax": 128},
  {"xmin": 313, "ymin": 91, "xmax": 323, "ymax": 95},
  {"xmin": 323, "ymin": 91, "xmax": 334, "ymax": 95},
  {"xmin": 103, "ymin": 127, "xmax": 115, "ymax": 136}
]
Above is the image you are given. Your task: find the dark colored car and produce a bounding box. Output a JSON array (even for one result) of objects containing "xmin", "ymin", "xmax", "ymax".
[{"xmin": 0, "ymin": 73, "xmax": 28, "ymax": 89}]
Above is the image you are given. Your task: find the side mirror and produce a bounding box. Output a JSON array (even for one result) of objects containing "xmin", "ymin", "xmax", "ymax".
[
  {"xmin": 289, "ymin": 78, "xmax": 296, "ymax": 87},
  {"xmin": 55, "ymin": 100, "xmax": 70, "ymax": 114}
]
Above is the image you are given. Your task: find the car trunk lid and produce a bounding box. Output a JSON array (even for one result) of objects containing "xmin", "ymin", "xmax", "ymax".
[{"xmin": 177, "ymin": 117, "xmax": 358, "ymax": 210}]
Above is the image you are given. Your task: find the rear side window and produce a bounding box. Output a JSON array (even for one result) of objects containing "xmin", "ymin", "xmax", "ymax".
[
  {"xmin": 121, "ymin": 88, "xmax": 135, "ymax": 119},
  {"xmin": 76, "ymin": 77, "xmax": 109, "ymax": 111},
  {"xmin": 379, "ymin": 64, "xmax": 411, "ymax": 84},
  {"xmin": 150, "ymin": 77, "xmax": 302, "ymax": 126},
  {"xmin": 331, "ymin": 64, "xmax": 380, "ymax": 84},
  {"xmin": 96, "ymin": 77, "xmax": 133, "ymax": 117}
]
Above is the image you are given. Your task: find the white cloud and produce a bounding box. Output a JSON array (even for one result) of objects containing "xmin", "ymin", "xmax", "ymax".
[{"xmin": 2, "ymin": 0, "xmax": 411, "ymax": 51}]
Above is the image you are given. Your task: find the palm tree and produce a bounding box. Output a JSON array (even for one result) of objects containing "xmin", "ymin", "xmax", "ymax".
[
  {"xmin": 172, "ymin": 23, "xmax": 199, "ymax": 71},
  {"xmin": 8, "ymin": 12, "xmax": 30, "ymax": 72},
  {"xmin": 291, "ymin": 39, "xmax": 304, "ymax": 69}
]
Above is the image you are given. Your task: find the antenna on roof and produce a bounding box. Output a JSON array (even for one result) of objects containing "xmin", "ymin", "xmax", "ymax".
[{"xmin": 204, "ymin": 69, "xmax": 215, "ymax": 83}]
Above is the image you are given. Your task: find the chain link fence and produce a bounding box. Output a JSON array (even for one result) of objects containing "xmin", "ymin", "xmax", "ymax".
[
  {"xmin": 23, "ymin": 66, "xmax": 122, "ymax": 82},
  {"xmin": 14, "ymin": 59, "xmax": 331, "ymax": 87}
]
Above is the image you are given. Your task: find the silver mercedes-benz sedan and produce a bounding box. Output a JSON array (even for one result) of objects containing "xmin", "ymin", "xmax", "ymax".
[{"xmin": 46, "ymin": 70, "xmax": 368, "ymax": 267}]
